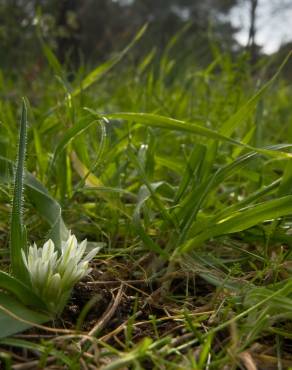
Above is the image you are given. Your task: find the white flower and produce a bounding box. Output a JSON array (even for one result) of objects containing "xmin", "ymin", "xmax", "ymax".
[{"xmin": 21, "ymin": 233, "xmax": 100, "ymax": 313}]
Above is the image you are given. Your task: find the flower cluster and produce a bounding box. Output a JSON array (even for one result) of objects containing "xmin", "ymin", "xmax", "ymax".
[{"xmin": 21, "ymin": 233, "xmax": 99, "ymax": 313}]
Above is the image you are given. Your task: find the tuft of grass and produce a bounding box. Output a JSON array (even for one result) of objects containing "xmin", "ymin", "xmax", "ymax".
[{"xmin": 1, "ymin": 31, "xmax": 292, "ymax": 368}]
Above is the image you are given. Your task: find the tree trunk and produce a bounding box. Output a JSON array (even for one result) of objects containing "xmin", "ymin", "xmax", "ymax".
[{"xmin": 248, "ymin": 0, "xmax": 258, "ymax": 63}]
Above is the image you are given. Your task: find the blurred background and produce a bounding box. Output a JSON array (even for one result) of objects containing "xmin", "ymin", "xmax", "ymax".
[{"xmin": 0, "ymin": 0, "xmax": 291, "ymax": 74}]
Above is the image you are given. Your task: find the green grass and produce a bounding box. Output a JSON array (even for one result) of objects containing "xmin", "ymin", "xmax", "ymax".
[{"xmin": 1, "ymin": 32, "xmax": 292, "ymax": 369}]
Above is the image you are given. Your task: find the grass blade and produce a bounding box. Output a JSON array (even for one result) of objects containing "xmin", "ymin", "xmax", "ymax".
[
  {"xmin": 220, "ymin": 51, "xmax": 292, "ymax": 137},
  {"xmin": 72, "ymin": 24, "xmax": 147, "ymax": 97},
  {"xmin": 0, "ymin": 271, "xmax": 46, "ymax": 309},
  {"xmin": 103, "ymin": 112, "xmax": 292, "ymax": 159},
  {"xmin": 0, "ymin": 294, "xmax": 50, "ymax": 339},
  {"xmin": 10, "ymin": 99, "xmax": 28, "ymax": 281},
  {"xmin": 181, "ymin": 195, "xmax": 292, "ymax": 252}
]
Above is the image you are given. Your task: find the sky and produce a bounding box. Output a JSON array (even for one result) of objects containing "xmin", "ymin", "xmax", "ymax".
[{"xmin": 230, "ymin": 0, "xmax": 292, "ymax": 53}]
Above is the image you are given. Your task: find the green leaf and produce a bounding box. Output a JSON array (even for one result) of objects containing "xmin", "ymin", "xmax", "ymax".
[
  {"xmin": 182, "ymin": 195, "xmax": 292, "ymax": 252},
  {"xmin": 0, "ymin": 292, "xmax": 50, "ymax": 338},
  {"xmin": 106, "ymin": 112, "xmax": 241, "ymax": 144},
  {"xmin": 25, "ymin": 172, "xmax": 69, "ymax": 249},
  {"xmin": 174, "ymin": 144, "xmax": 206, "ymax": 202},
  {"xmin": 101, "ymin": 337, "xmax": 153, "ymax": 370},
  {"xmin": 70, "ymin": 151, "xmax": 128, "ymax": 217},
  {"xmin": 127, "ymin": 145, "xmax": 175, "ymax": 227},
  {"xmin": 176, "ymin": 144, "xmax": 292, "ymax": 242},
  {"xmin": 52, "ymin": 116, "xmax": 108, "ymax": 192},
  {"xmin": 103, "ymin": 112, "xmax": 292, "ymax": 159},
  {"xmin": 52, "ymin": 118, "xmax": 97, "ymax": 164},
  {"xmin": 278, "ymin": 159, "xmax": 292, "ymax": 196},
  {"xmin": 155, "ymin": 155, "xmax": 183, "ymax": 174},
  {"xmin": 220, "ymin": 51, "xmax": 292, "ymax": 138},
  {"xmin": 0, "ymin": 271, "xmax": 46, "ymax": 309},
  {"xmin": 133, "ymin": 184, "xmax": 169, "ymax": 258},
  {"xmin": 10, "ymin": 99, "xmax": 28, "ymax": 281},
  {"xmin": 41, "ymin": 41, "xmax": 63, "ymax": 77},
  {"xmin": 0, "ymin": 338, "xmax": 74, "ymax": 366}
]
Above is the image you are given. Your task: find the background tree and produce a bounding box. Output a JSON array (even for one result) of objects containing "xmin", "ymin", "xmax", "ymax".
[{"xmin": 0, "ymin": 0, "xmax": 241, "ymax": 71}]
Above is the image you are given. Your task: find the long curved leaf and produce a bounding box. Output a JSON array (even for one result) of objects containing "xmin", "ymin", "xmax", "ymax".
[
  {"xmin": 177, "ymin": 144, "xmax": 292, "ymax": 241},
  {"xmin": 103, "ymin": 112, "xmax": 292, "ymax": 159},
  {"xmin": 0, "ymin": 271, "xmax": 46, "ymax": 309},
  {"xmin": 0, "ymin": 293, "xmax": 49, "ymax": 339},
  {"xmin": 182, "ymin": 195, "xmax": 292, "ymax": 252}
]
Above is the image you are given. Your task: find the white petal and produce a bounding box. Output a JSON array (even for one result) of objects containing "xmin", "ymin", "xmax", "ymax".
[
  {"xmin": 82, "ymin": 247, "xmax": 100, "ymax": 262},
  {"xmin": 31, "ymin": 244, "xmax": 38, "ymax": 259},
  {"xmin": 62, "ymin": 234, "xmax": 77, "ymax": 265},
  {"xmin": 42, "ymin": 239, "xmax": 55, "ymax": 261},
  {"xmin": 61, "ymin": 264, "xmax": 79, "ymax": 289},
  {"xmin": 46, "ymin": 273, "xmax": 62, "ymax": 299},
  {"xmin": 76, "ymin": 239, "xmax": 87, "ymax": 261}
]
